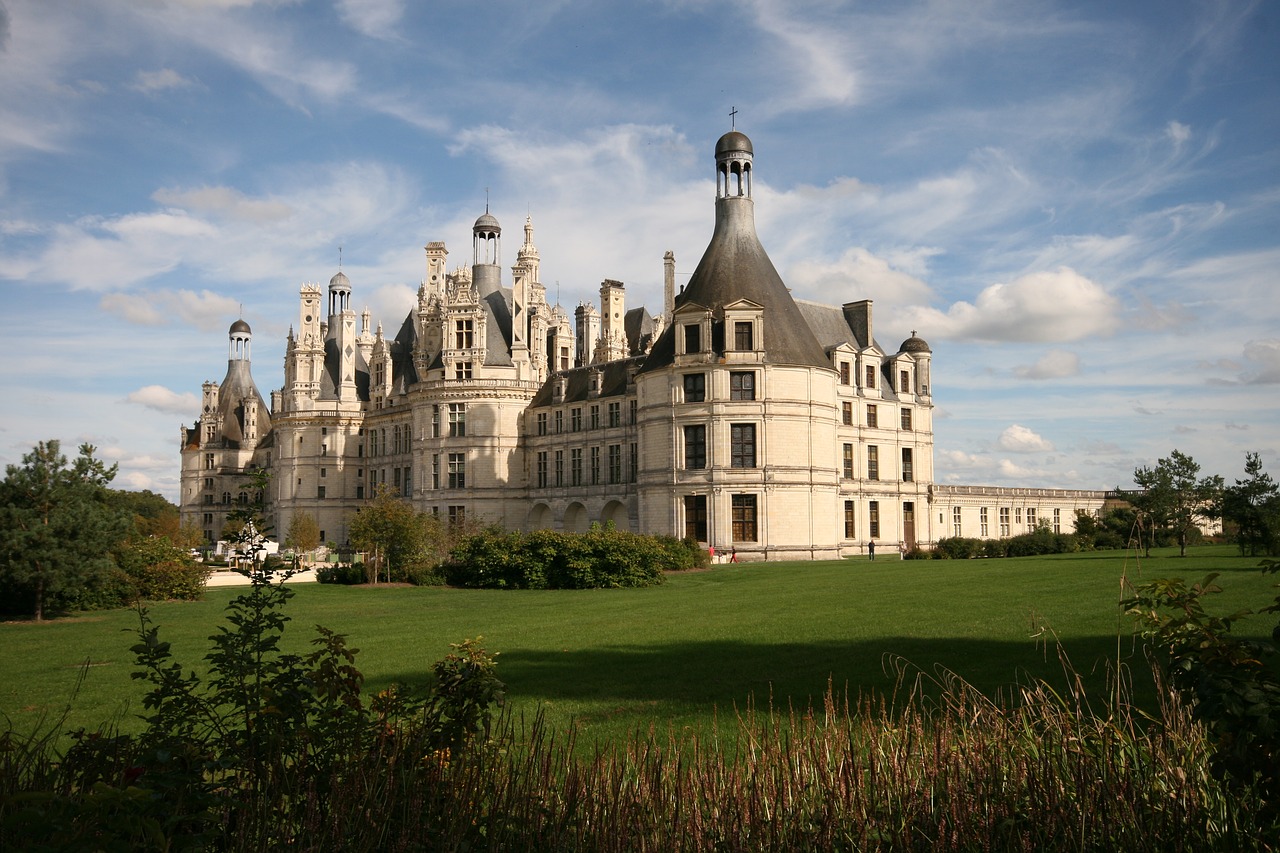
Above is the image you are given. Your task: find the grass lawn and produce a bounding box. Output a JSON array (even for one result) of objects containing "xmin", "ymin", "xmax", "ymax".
[{"xmin": 2, "ymin": 544, "xmax": 1274, "ymax": 748}]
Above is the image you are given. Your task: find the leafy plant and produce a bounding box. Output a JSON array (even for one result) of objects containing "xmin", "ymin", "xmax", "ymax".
[{"xmin": 1124, "ymin": 560, "xmax": 1280, "ymax": 823}]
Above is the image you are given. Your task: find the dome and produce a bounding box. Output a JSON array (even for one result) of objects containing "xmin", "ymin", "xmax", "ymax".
[
  {"xmin": 229, "ymin": 319, "xmax": 251, "ymax": 335},
  {"xmin": 900, "ymin": 332, "xmax": 931, "ymax": 354},
  {"xmin": 715, "ymin": 130, "xmax": 753, "ymax": 158},
  {"xmin": 329, "ymin": 271, "xmax": 350, "ymax": 289},
  {"xmin": 473, "ymin": 212, "xmax": 501, "ymax": 233}
]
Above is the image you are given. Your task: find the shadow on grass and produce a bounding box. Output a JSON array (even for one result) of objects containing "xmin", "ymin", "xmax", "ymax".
[{"xmin": 376, "ymin": 634, "xmax": 1157, "ymax": 728}]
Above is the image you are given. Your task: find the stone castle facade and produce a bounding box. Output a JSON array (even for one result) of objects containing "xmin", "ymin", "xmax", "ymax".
[{"xmin": 180, "ymin": 131, "xmax": 1107, "ymax": 559}]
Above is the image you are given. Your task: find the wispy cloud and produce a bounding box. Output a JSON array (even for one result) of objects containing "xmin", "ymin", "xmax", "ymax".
[{"xmin": 126, "ymin": 385, "xmax": 200, "ymax": 416}]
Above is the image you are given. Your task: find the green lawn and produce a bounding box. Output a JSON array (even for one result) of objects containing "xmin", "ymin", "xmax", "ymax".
[{"xmin": 2, "ymin": 545, "xmax": 1274, "ymax": 748}]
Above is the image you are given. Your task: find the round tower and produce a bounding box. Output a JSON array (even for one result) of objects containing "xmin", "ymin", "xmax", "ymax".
[{"xmin": 472, "ymin": 210, "xmax": 502, "ymax": 296}]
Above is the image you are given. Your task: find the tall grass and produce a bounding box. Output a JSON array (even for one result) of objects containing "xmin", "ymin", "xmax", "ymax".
[{"xmin": 4, "ymin": 650, "xmax": 1268, "ymax": 851}]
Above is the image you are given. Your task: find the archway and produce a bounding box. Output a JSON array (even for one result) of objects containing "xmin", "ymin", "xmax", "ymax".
[
  {"xmin": 601, "ymin": 500, "xmax": 630, "ymax": 532},
  {"xmin": 563, "ymin": 502, "xmax": 589, "ymax": 533},
  {"xmin": 527, "ymin": 503, "xmax": 553, "ymax": 531}
]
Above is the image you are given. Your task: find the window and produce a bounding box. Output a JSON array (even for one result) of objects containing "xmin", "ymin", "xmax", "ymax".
[
  {"xmin": 393, "ymin": 426, "xmax": 401, "ymax": 453},
  {"xmin": 571, "ymin": 407, "xmax": 582, "ymax": 431},
  {"xmin": 590, "ymin": 447, "xmax": 601, "ymax": 485},
  {"xmin": 1015, "ymin": 507, "xmax": 1023, "ymax": 525},
  {"xmin": 684, "ymin": 494, "xmax": 708, "ymax": 541},
  {"xmin": 203, "ymin": 512, "xmax": 213, "ymax": 525},
  {"xmin": 320, "ymin": 467, "xmax": 327, "ymax": 478},
  {"xmin": 448, "ymin": 505, "xmax": 466, "ymax": 527},
  {"xmin": 608, "ymin": 445, "xmax": 622, "ymax": 484},
  {"xmin": 394, "ymin": 468, "xmax": 401, "ymax": 492},
  {"xmin": 222, "ymin": 492, "xmax": 232, "ymax": 505},
  {"xmin": 683, "ymin": 373, "xmax": 706, "ymax": 403},
  {"xmin": 867, "ymin": 446, "xmax": 879, "ymax": 481},
  {"xmin": 455, "ymin": 319, "xmax": 474, "ymax": 349},
  {"xmin": 447, "ymin": 452, "xmax": 466, "ymax": 489},
  {"xmin": 869, "ymin": 501, "xmax": 881, "ymax": 538},
  {"xmin": 684, "ymin": 425, "xmax": 707, "ymax": 469},
  {"xmin": 629, "ymin": 400, "xmax": 637, "ymax": 425},
  {"xmin": 843, "ymin": 443, "xmax": 854, "ymax": 479},
  {"xmin": 590, "ymin": 405, "xmax": 600, "ymax": 430},
  {"xmin": 900, "ymin": 408, "xmax": 912, "ymax": 431},
  {"xmin": 203, "ymin": 494, "xmax": 214, "ymax": 505},
  {"xmin": 536, "ymin": 412, "xmax": 547, "ymax": 436},
  {"xmin": 900, "ymin": 369, "xmax": 910, "ymax": 393},
  {"xmin": 431, "ymin": 454, "xmax": 440, "ymax": 490},
  {"xmin": 684, "ymin": 324, "xmax": 702, "ymax": 354},
  {"xmin": 554, "ymin": 410, "xmax": 564, "ymax": 434},
  {"xmin": 865, "ymin": 365, "xmax": 876, "ymax": 389},
  {"xmin": 536, "ymin": 452, "xmax": 548, "ymax": 488},
  {"xmin": 730, "ymin": 424, "xmax": 757, "ymax": 468},
  {"xmin": 560, "ymin": 346, "xmax": 571, "ymax": 371},
  {"xmin": 1053, "ymin": 508, "xmax": 1061, "ymax": 533},
  {"xmin": 454, "ymin": 361, "xmax": 472, "ymax": 380},
  {"xmin": 356, "ymin": 485, "xmax": 365, "ymax": 500},
  {"xmin": 842, "ymin": 402, "xmax": 853, "ymax": 426},
  {"xmin": 203, "ymin": 477, "xmax": 214, "ymax": 490},
  {"xmin": 730, "ymin": 371, "xmax": 756, "ymax": 401},
  {"xmin": 1027, "ymin": 508, "xmax": 1037, "ymax": 527},
  {"xmin": 732, "ymin": 494, "xmax": 758, "ymax": 541},
  {"xmin": 902, "ymin": 448, "xmax": 914, "ymax": 482},
  {"xmin": 867, "ymin": 405, "xmax": 878, "ymax": 428},
  {"xmin": 630, "ymin": 442, "xmax": 638, "ymax": 483},
  {"xmin": 317, "ymin": 485, "xmax": 326, "ymax": 499},
  {"xmin": 205, "ymin": 453, "xmax": 215, "ymax": 470},
  {"xmin": 608, "ymin": 402, "xmax": 621, "ymax": 428},
  {"xmin": 844, "ymin": 500, "xmax": 856, "ymax": 539},
  {"xmin": 570, "ymin": 448, "xmax": 583, "ymax": 486},
  {"xmin": 449, "ymin": 403, "xmax": 466, "ymax": 437},
  {"xmin": 554, "ymin": 450, "xmax": 564, "ymax": 486},
  {"xmin": 432, "ymin": 405, "xmax": 440, "ymax": 438},
  {"xmin": 980, "ymin": 507, "xmax": 989, "ymax": 537},
  {"xmin": 953, "ymin": 506, "xmax": 962, "ymax": 536},
  {"xmin": 734, "ymin": 321, "xmax": 754, "ymax": 351},
  {"xmin": 1000, "ymin": 507, "xmax": 1010, "ymax": 537},
  {"xmin": 839, "ymin": 362, "xmax": 851, "ymax": 385}
]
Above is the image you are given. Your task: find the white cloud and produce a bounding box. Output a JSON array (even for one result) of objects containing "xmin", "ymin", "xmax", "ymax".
[
  {"xmin": 132, "ymin": 68, "xmax": 195, "ymax": 94},
  {"xmin": 101, "ymin": 289, "xmax": 242, "ymax": 329},
  {"xmin": 1242, "ymin": 339, "xmax": 1280, "ymax": 385},
  {"xmin": 1014, "ymin": 349, "xmax": 1079, "ymax": 380},
  {"xmin": 787, "ymin": 247, "xmax": 936, "ymax": 311},
  {"xmin": 998, "ymin": 424, "xmax": 1055, "ymax": 453},
  {"xmin": 153, "ymin": 186, "xmax": 293, "ymax": 223},
  {"xmin": 1166, "ymin": 120, "xmax": 1191, "ymax": 146},
  {"xmin": 901, "ymin": 267, "xmax": 1120, "ymax": 343},
  {"xmin": 126, "ymin": 385, "xmax": 200, "ymax": 416},
  {"xmin": 336, "ymin": 0, "xmax": 406, "ymax": 40}
]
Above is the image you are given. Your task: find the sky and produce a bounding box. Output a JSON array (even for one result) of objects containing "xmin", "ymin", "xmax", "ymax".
[{"xmin": 1, "ymin": 0, "xmax": 1277, "ymax": 502}]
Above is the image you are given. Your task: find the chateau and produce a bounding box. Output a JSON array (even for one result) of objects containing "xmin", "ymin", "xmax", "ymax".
[{"xmin": 180, "ymin": 131, "xmax": 1108, "ymax": 559}]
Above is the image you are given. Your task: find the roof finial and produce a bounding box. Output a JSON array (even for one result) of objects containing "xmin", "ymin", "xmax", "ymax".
[
  {"xmin": 729, "ymin": 105, "xmax": 738, "ymax": 129},
  {"xmin": 338, "ymin": 245, "xmax": 343, "ymax": 271},
  {"xmin": 485, "ymin": 186, "xmax": 490, "ymax": 213}
]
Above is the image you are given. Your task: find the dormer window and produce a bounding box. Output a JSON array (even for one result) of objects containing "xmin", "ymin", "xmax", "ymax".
[
  {"xmin": 734, "ymin": 321, "xmax": 753, "ymax": 351},
  {"xmin": 455, "ymin": 319, "xmax": 474, "ymax": 349},
  {"xmin": 864, "ymin": 365, "xmax": 876, "ymax": 389},
  {"xmin": 684, "ymin": 324, "xmax": 702, "ymax": 354}
]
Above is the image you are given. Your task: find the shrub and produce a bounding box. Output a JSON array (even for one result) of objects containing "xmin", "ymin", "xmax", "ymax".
[
  {"xmin": 443, "ymin": 528, "xmax": 685, "ymax": 589},
  {"xmin": 933, "ymin": 537, "xmax": 984, "ymax": 559},
  {"xmin": 316, "ymin": 562, "xmax": 365, "ymax": 585}
]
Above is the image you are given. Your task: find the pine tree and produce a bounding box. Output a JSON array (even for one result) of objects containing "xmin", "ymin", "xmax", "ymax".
[{"xmin": 0, "ymin": 441, "xmax": 131, "ymax": 620}]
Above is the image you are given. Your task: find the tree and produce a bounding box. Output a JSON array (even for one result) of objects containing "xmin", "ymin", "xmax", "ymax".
[
  {"xmin": 284, "ymin": 512, "xmax": 321, "ymax": 566},
  {"xmin": 0, "ymin": 441, "xmax": 131, "ymax": 620},
  {"xmin": 1131, "ymin": 450, "xmax": 1223, "ymax": 557},
  {"xmin": 225, "ymin": 469, "xmax": 274, "ymax": 573},
  {"xmin": 1223, "ymin": 452, "xmax": 1280, "ymax": 557},
  {"xmin": 348, "ymin": 485, "xmax": 438, "ymax": 584}
]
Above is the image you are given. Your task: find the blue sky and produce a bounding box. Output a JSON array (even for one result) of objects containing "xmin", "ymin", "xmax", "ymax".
[{"xmin": 1, "ymin": 0, "xmax": 1277, "ymax": 501}]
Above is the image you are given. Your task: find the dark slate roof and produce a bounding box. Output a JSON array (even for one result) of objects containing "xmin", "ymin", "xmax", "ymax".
[
  {"xmin": 216, "ymin": 358, "xmax": 272, "ymax": 444},
  {"xmin": 624, "ymin": 306, "xmax": 657, "ymax": 356},
  {"xmin": 483, "ymin": 289, "xmax": 514, "ymax": 366},
  {"xmin": 389, "ymin": 311, "xmax": 419, "ymax": 390},
  {"xmin": 639, "ymin": 195, "xmax": 830, "ymax": 373},
  {"xmin": 528, "ymin": 356, "xmax": 644, "ymax": 408}
]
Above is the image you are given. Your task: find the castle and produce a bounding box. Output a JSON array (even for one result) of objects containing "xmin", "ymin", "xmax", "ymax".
[{"xmin": 180, "ymin": 131, "xmax": 1108, "ymax": 559}]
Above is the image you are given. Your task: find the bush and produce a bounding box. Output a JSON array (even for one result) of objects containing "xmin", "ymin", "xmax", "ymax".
[
  {"xmin": 933, "ymin": 537, "xmax": 984, "ymax": 559},
  {"xmin": 443, "ymin": 528, "xmax": 690, "ymax": 589},
  {"xmin": 316, "ymin": 562, "xmax": 365, "ymax": 585}
]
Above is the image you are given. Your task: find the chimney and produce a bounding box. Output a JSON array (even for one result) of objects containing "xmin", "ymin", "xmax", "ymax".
[{"xmin": 843, "ymin": 300, "xmax": 873, "ymax": 348}]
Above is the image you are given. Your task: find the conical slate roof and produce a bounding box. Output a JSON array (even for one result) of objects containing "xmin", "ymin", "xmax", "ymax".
[{"xmin": 641, "ymin": 132, "xmax": 830, "ymax": 373}]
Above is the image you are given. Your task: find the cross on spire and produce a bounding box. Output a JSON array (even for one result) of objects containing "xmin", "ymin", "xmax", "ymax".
[{"xmin": 729, "ymin": 105, "xmax": 738, "ymax": 128}]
